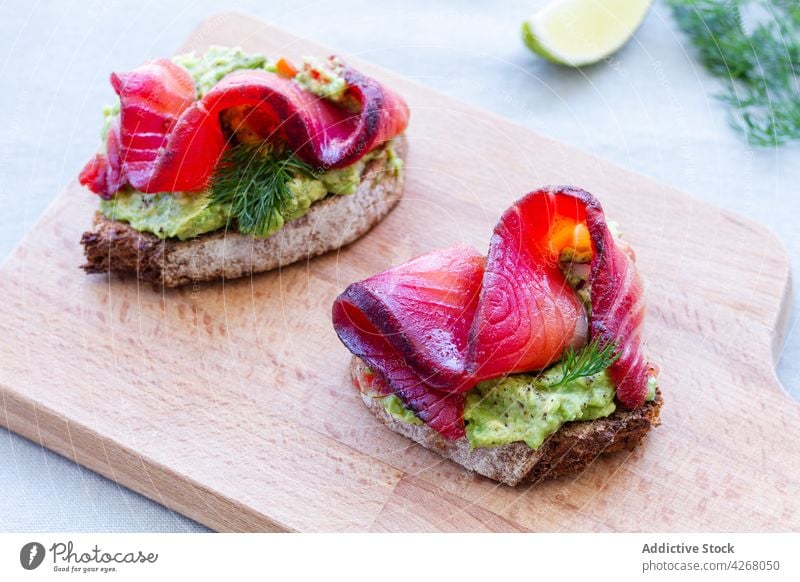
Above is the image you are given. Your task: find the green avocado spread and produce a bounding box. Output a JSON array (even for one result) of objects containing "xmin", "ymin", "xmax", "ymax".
[
  {"xmin": 98, "ymin": 46, "xmax": 403, "ymax": 241},
  {"xmin": 373, "ymin": 364, "xmax": 617, "ymax": 450},
  {"xmin": 98, "ymin": 143, "xmax": 397, "ymax": 241},
  {"xmin": 382, "ymin": 394, "xmax": 424, "ymax": 425},
  {"xmin": 100, "ymin": 191, "xmax": 228, "ymax": 240},
  {"xmin": 173, "ymin": 46, "xmax": 276, "ymax": 98},
  {"xmin": 464, "ymin": 366, "xmax": 616, "ymax": 449}
]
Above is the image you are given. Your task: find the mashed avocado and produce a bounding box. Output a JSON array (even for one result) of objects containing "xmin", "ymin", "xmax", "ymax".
[
  {"xmin": 464, "ymin": 365, "xmax": 616, "ymax": 450},
  {"xmin": 381, "ymin": 361, "xmax": 617, "ymax": 451},
  {"xmin": 99, "ymin": 174, "xmax": 328, "ymax": 241},
  {"xmin": 359, "ymin": 367, "xmax": 422, "ymax": 425},
  {"xmin": 319, "ymin": 162, "xmax": 363, "ymax": 196},
  {"xmin": 173, "ymin": 46, "xmax": 276, "ymax": 98},
  {"xmin": 646, "ymin": 375, "xmax": 657, "ymax": 401},
  {"xmin": 100, "ymin": 191, "xmax": 227, "ymax": 240},
  {"xmin": 381, "ymin": 394, "xmax": 423, "ymax": 425},
  {"xmin": 380, "ymin": 366, "xmax": 616, "ymax": 450},
  {"xmin": 294, "ymin": 56, "xmax": 349, "ymax": 104},
  {"xmin": 99, "ymin": 140, "xmax": 398, "ymax": 240}
]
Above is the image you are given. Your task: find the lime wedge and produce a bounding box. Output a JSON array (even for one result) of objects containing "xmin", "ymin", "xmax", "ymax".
[{"xmin": 522, "ymin": 0, "xmax": 652, "ymax": 67}]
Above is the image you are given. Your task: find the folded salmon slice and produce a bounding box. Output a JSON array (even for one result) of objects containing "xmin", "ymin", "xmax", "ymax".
[
  {"xmin": 467, "ymin": 190, "xmax": 590, "ymax": 381},
  {"xmin": 581, "ymin": 189, "xmax": 656, "ymax": 408},
  {"xmin": 332, "ymin": 187, "xmax": 656, "ymax": 439},
  {"xmin": 79, "ymin": 59, "xmax": 195, "ymax": 197},
  {"xmin": 332, "ymin": 244, "xmax": 485, "ymax": 439},
  {"xmin": 471, "ymin": 186, "xmax": 653, "ymax": 408},
  {"xmin": 80, "ymin": 58, "xmax": 410, "ymax": 197}
]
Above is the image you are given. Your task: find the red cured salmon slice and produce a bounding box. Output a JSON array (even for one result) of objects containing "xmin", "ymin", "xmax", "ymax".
[
  {"xmin": 467, "ymin": 186, "xmax": 653, "ymax": 408},
  {"xmin": 582, "ymin": 191, "xmax": 655, "ymax": 408},
  {"xmin": 336, "ymin": 301, "xmax": 466, "ymax": 440},
  {"xmin": 331, "ymin": 244, "xmax": 485, "ymax": 439},
  {"xmin": 467, "ymin": 190, "xmax": 590, "ymax": 381},
  {"xmin": 79, "ymin": 59, "xmax": 195, "ymax": 197},
  {"xmin": 112, "ymin": 60, "xmax": 196, "ymax": 193},
  {"xmin": 79, "ymin": 58, "xmax": 410, "ymax": 197},
  {"xmin": 352, "ymin": 358, "xmax": 466, "ymax": 441},
  {"xmin": 469, "ymin": 186, "xmax": 652, "ymax": 407},
  {"xmin": 79, "ymin": 119, "xmax": 125, "ymax": 196}
]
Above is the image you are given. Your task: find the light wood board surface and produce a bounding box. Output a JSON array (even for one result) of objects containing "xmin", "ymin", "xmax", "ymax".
[{"xmin": 0, "ymin": 13, "xmax": 796, "ymax": 532}]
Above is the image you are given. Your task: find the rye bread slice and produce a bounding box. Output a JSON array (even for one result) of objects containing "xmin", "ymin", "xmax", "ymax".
[
  {"xmin": 352, "ymin": 356, "xmax": 662, "ymax": 486},
  {"xmin": 81, "ymin": 135, "xmax": 407, "ymax": 287}
]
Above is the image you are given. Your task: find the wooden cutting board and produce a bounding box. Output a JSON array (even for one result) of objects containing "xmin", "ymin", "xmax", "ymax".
[{"xmin": 1, "ymin": 13, "xmax": 797, "ymax": 532}]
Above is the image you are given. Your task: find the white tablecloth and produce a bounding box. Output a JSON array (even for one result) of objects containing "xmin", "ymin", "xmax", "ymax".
[{"xmin": 1, "ymin": 0, "xmax": 797, "ymax": 532}]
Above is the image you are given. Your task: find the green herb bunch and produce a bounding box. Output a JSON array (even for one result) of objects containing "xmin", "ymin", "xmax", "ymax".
[
  {"xmin": 668, "ymin": 0, "xmax": 800, "ymax": 146},
  {"xmin": 208, "ymin": 143, "xmax": 317, "ymax": 237}
]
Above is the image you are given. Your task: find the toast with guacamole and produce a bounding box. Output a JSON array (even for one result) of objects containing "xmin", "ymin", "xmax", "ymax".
[
  {"xmin": 79, "ymin": 47, "xmax": 409, "ymax": 287},
  {"xmin": 332, "ymin": 186, "xmax": 662, "ymax": 486}
]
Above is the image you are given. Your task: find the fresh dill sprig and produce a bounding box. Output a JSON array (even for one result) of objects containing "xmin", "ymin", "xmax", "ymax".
[
  {"xmin": 668, "ymin": 0, "xmax": 800, "ymax": 146},
  {"xmin": 208, "ymin": 144, "xmax": 317, "ymax": 236},
  {"xmin": 550, "ymin": 337, "xmax": 620, "ymax": 388}
]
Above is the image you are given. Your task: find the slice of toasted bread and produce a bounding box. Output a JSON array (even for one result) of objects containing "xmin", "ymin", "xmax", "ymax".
[
  {"xmin": 80, "ymin": 135, "xmax": 407, "ymax": 287},
  {"xmin": 352, "ymin": 356, "xmax": 662, "ymax": 486}
]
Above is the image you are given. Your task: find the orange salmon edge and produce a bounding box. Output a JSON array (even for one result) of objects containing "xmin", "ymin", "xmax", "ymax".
[
  {"xmin": 547, "ymin": 218, "xmax": 579, "ymax": 255},
  {"xmin": 572, "ymin": 223, "xmax": 591, "ymax": 251}
]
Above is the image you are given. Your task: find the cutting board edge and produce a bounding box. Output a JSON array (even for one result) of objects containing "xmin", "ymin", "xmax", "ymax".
[
  {"xmin": 772, "ymin": 260, "xmax": 794, "ymax": 363},
  {"xmin": 0, "ymin": 384, "xmax": 293, "ymax": 532}
]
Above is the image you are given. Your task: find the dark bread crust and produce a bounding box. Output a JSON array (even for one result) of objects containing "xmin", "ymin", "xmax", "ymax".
[
  {"xmin": 81, "ymin": 135, "xmax": 407, "ymax": 287},
  {"xmin": 352, "ymin": 356, "xmax": 662, "ymax": 486}
]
